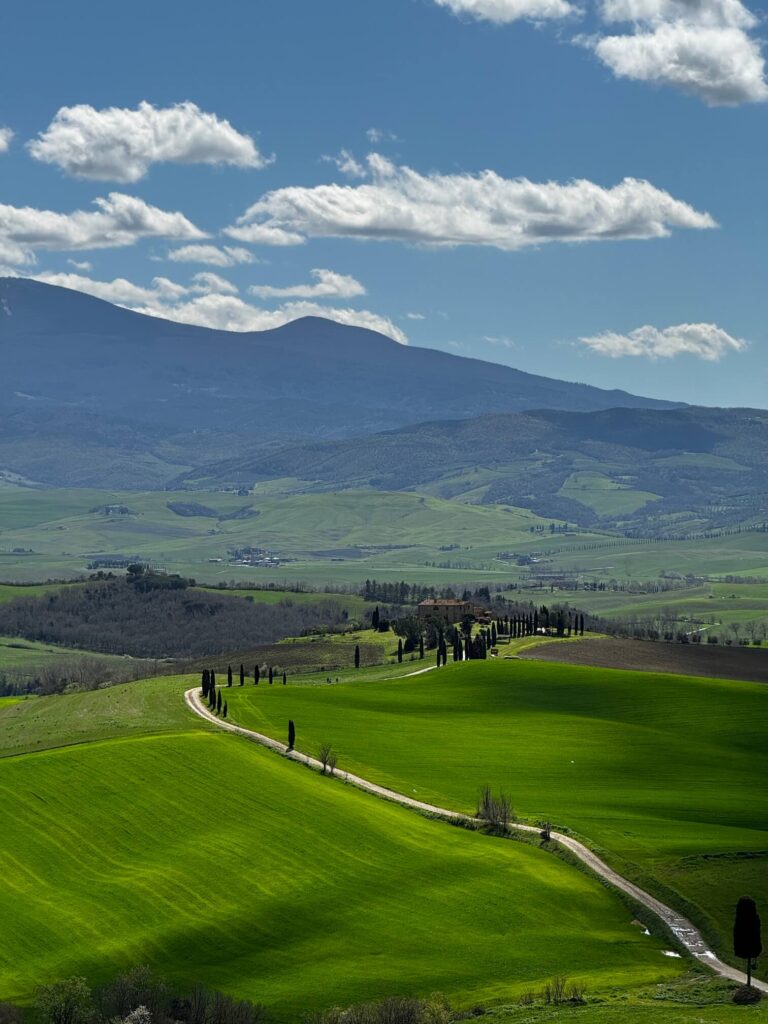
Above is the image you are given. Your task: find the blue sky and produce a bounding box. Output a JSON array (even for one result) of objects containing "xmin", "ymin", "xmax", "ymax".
[{"xmin": 0, "ymin": 0, "xmax": 766, "ymax": 407}]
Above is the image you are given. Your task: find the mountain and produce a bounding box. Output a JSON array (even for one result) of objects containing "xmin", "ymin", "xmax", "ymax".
[
  {"xmin": 0, "ymin": 278, "xmax": 681, "ymax": 488},
  {"xmin": 175, "ymin": 406, "xmax": 768, "ymax": 530}
]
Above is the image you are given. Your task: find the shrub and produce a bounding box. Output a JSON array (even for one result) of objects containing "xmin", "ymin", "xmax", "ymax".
[{"xmin": 732, "ymin": 985, "xmax": 762, "ymax": 1005}]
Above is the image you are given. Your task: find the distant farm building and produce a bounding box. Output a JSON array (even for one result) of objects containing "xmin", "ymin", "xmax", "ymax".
[{"xmin": 417, "ymin": 599, "xmax": 472, "ymax": 624}]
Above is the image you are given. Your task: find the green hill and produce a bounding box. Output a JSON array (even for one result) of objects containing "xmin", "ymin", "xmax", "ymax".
[
  {"xmin": 221, "ymin": 659, "xmax": 768, "ymax": 974},
  {"xmin": 0, "ymin": 675, "xmax": 683, "ymax": 1015}
]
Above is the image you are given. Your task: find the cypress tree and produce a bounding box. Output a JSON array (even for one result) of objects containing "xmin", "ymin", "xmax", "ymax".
[
  {"xmin": 269, "ymin": 666, "xmax": 274, "ymax": 684},
  {"xmin": 239, "ymin": 664, "xmax": 245, "ymax": 686},
  {"xmin": 354, "ymin": 644, "xmax": 361, "ymax": 669},
  {"xmin": 734, "ymin": 897, "xmax": 762, "ymax": 987},
  {"xmin": 201, "ymin": 669, "xmax": 209, "ymax": 699},
  {"xmin": 227, "ymin": 665, "xmax": 233, "ymax": 688},
  {"xmin": 288, "ymin": 719, "xmax": 296, "ymax": 750},
  {"xmin": 254, "ymin": 665, "xmax": 260, "ymax": 685},
  {"xmin": 216, "ymin": 689, "xmax": 222, "ymax": 714},
  {"xmin": 397, "ymin": 638, "xmax": 403, "ymax": 663},
  {"xmin": 419, "ymin": 635, "xmax": 425, "ymax": 659},
  {"xmin": 210, "ymin": 669, "xmax": 216, "ymax": 689},
  {"xmin": 282, "ymin": 671, "xmax": 287, "ymax": 685},
  {"xmin": 371, "ymin": 606, "xmax": 380, "ymax": 630},
  {"xmin": 222, "ymin": 701, "xmax": 228, "ymax": 719},
  {"xmin": 209, "ymin": 683, "xmax": 216, "ymax": 709}
]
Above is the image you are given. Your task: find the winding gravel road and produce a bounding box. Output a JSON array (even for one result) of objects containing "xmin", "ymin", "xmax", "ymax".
[{"xmin": 185, "ymin": 686, "xmax": 766, "ymax": 993}]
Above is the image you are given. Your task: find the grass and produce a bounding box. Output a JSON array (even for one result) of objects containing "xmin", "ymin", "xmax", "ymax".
[
  {"xmin": 3, "ymin": 487, "xmax": 766, "ymax": 588},
  {"xmin": 558, "ymin": 471, "xmax": 662, "ymax": 517},
  {"xmin": 222, "ymin": 658, "xmax": 768, "ymax": 974},
  {"xmin": 0, "ymin": 675, "xmax": 684, "ymax": 1015}
]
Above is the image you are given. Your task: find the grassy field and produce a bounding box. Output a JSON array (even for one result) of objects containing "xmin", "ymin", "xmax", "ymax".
[
  {"xmin": 0, "ymin": 674, "xmax": 685, "ymax": 1015},
  {"xmin": 3, "ymin": 487, "xmax": 767, "ymax": 588},
  {"xmin": 558, "ymin": 471, "xmax": 662, "ymax": 517},
  {"xmin": 221, "ymin": 659, "xmax": 768, "ymax": 974}
]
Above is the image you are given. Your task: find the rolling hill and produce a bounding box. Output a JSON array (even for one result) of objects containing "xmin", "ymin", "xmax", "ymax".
[
  {"xmin": 0, "ymin": 278, "xmax": 679, "ymax": 488},
  {"xmin": 174, "ymin": 406, "xmax": 768, "ymax": 529}
]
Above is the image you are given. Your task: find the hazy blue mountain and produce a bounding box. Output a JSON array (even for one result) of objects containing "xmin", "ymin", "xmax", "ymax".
[{"xmin": 0, "ymin": 278, "xmax": 681, "ymax": 487}]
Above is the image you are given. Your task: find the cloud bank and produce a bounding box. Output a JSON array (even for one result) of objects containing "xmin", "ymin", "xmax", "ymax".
[
  {"xmin": 230, "ymin": 153, "xmax": 716, "ymax": 251},
  {"xmin": 28, "ymin": 101, "xmax": 270, "ymax": 182},
  {"xmin": 30, "ymin": 271, "xmax": 407, "ymax": 344},
  {"xmin": 579, "ymin": 321, "xmax": 747, "ymax": 359},
  {"xmin": 166, "ymin": 244, "xmax": 255, "ymax": 267}
]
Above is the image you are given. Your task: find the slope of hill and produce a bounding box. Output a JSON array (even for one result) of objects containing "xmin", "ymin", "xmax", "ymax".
[
  {"xmin": 0, "ymin": 278, "xmax": 680, "ymax": 488},
  {"xmin": 176, "ymin": 406, "xmax": 768, "ymax": 530},
  {"xmin": 0, "ymin": 674, "xmax": 682, "ymax": 1012}
]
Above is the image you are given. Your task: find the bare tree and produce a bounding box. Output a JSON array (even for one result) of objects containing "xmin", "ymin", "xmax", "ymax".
[
  {"xmin": 476, "ymin": 785, "xmax": 513, "ymax": 831},
  {"xmin": 327, "ymin": 750, "xmax": 338, "ymax": 776},
  {"xmin": 318, "ymin": 743, "xmax": 333, "ymax": 774}
]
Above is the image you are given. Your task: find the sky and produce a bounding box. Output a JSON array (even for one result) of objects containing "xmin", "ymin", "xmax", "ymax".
[{"xmin": 0, "ymin": 0, "xmax": 766, "ymax": 407}]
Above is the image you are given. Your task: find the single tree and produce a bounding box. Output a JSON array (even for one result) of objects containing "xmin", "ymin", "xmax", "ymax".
[
  {"xmin": 222, "ymin": 701, "xmax": 228, "ymax": 719},
  {"xmin": 35, "ymin": 976, "xmax": 94, "ymax": 1024},
  {"xmin": 318, "ymin": 742, "xmax": 333, "ymax": 774},
  {"xmin": 227, "ymin": 665, "xmax": 233, "ymax": 688},
  {"xmin": 282, "ymin": 671, "xmax": 287, "ymax": 685},
  {"xmin": 288, "ymin": 719, "xmax": 296, "ymax": 750},
  {"xmin": 419, "ymin": 634, "xmax": 425, "ymax": 659},
  {"xmin": 254, "ymin": 665, "xmax": 260, "ymax": 685},
  {"xmin": 734, "ymin": 897, "xmax": 762, "ymax": 987},
  {"xmin": 268, "ymin": 666, "xmax": 274, "ymax": 684},
  {"xmin": 397, "ymin": 638, "xmax": 403, "ymax": 663},
  {"xmin": 239, "ymin": 664, "xmax": 245, "ymax": 686},
  {"xmin": 216, "ymin": 689, "xmax": 222, "ymax": 714},
  {"xmin": 371, "ymin": 606, "xmax": 380, "ymax": 630},
  {"xmin": 354, "ymin": 644, "xmax": 361, "ymax": 669}
]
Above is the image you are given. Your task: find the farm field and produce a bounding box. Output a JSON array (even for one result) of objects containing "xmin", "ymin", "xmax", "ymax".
[
  {"xmin": 0, "ymin": 674, "xmax": 684, "ymax": 1014},
  {"xmin": 2, "ymin": 487, "xmax": 768, "ymax": 588},
  {"xmin": 520, "ymin": 637, "xmax": 768, "ymax": 683},
  {"xmin": 222, "ymin": 658, "xmax": 768, "ymax": 975}
]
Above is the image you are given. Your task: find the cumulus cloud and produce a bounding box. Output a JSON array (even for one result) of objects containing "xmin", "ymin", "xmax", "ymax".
[
  {"xmin": 0, "ymin": 128, "xmax": 13, "ymax": 153},
  {"xmin": 30, "ymin": 271, "xmax": 407, "ymax": 343},
  {"xmin": 27, "ymin": 101, "xmax": 270, "ymax": 182},
  {"xmin": 587, "ymin": 0, "xmax": 767, "ymax": 104},
  {"xmin": 166, "ymin": 243, "xmax": 255, "ymax": 267},
  {"xmin": 249, "ymin": 268, "xmax": 366, "ymax": 300},
  {"xmin": 435, "ymin": 0, "xmax": 576, "ymax": 21},
  {"xmin": 225, "ymin": 223, "xmax": 306, "ymax": 246},
  {"xmin": 0, "ymin": 193, "xmax": 204, "ymax": 266},
  {"xmin": 322, "ymin": 149, "xmax": 366, "ymax": 179},
  {"xmin": 578, "ymin": 321, "xmax": 747, "ymax": 360},
  {"xmin": 67, "ymin": 258, "xmax": 92, "ymax": 271},
  {"xmin": 366, "ymin": 128, "xmax": 399, "ymax": 144},
  {"xmin": 229, "ymin": 153, "xmax": 715, "ymax": 252}
]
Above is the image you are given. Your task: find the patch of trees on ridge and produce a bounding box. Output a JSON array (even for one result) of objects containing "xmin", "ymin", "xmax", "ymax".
[{"xmin": 0, "ymin": 569, "xmax": 352, "ymax": 659}]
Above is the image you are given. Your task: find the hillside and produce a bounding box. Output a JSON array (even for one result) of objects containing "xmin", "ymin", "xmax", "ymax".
[
  {"xmin": 0, "ymin": 278, "xmax": 679, "ymax": 488},
  {"xmin": 0, "ymin": 674, "xmax": 682, "ymax": 1012},
  {"xmin": 180, "ymin": 406, "xmax": 768, "ymax": 529}
]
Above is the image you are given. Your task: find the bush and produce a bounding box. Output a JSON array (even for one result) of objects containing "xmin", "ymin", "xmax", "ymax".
[{"xmin": 732, "ymin": 986, "xmax": 762, "ymax": 1005}]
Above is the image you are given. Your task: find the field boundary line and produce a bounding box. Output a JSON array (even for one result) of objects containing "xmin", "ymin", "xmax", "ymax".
[{"xmin": 184, "ymin": 686, "xmax": 766, "ymax": 994}]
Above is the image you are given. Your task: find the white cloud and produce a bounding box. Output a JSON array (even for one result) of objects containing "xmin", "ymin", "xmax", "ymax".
[
  {"xmin": 249, "ymin": 268, "xmax": 366, "ymax": 300},
  {"xmin": 578, "ymin": 322, "xmax": 747, "ymax": 360},
  {"xmin": 591, "ymin": 23, "xmax": 768, "ymax": 104},
  {"xmin": 435, "ymin": 0, "xmax": 576, "ymax": 22},
  {"xmin": 322, "ymin": 149, "xmax": 367, "ymax": 179},
  {"xmin": 225, "ymin": 223, "xmax": 306, "ymax": 246},
  {"xmin": 406, "ymin": 312, "xmax": 426, "ymax": 320},
  {"xmin": 366, "ymin": 128, "xmax": 399, "ymax": 143},
  {"xmin": 0, "ymin": 193, "xmax": 204, "ymax": 266},
  {"xmin": 166, "ymin": 243, "xmax": 255, "ymax": 267},
  {"xmin": 230, "ymin": 153, "xmax": 715, "ymax": 252},
  {"xmin": 27, "ymin": 101, "xmax": 270, "ymax": 182},
  {"xmin": 0, "ymin": 128, "xmax": 13, "ymax": 153},
  {"xmin": 29, "ymin": 271, "xmax": 407, "ymax": 344},
  {"xmin": 587, "ymin": 0, "xmax": 767, "ymax": 104},
  {"xmin": 67, "ymin": 258, "xmax": 92, "ymax": 271}
]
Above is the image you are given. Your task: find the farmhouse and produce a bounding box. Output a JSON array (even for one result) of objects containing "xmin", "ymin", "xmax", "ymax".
[{"xmin": 417, "ymin": 598, "xmax": 472, "ymax": 624}]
